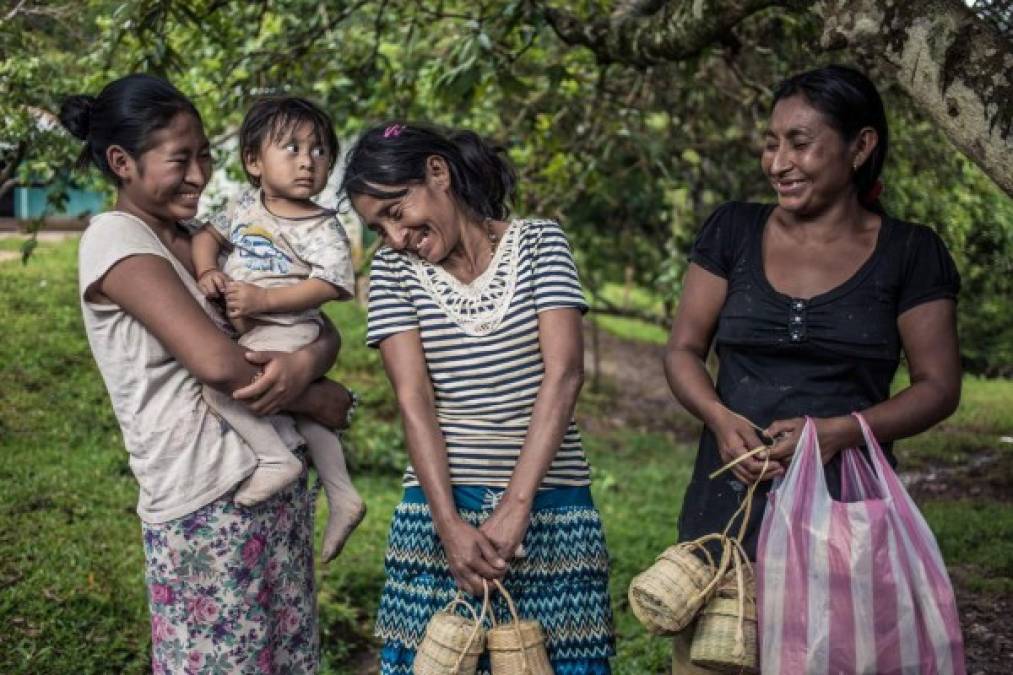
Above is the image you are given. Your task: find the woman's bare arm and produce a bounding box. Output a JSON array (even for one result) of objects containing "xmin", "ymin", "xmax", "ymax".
[
  {"xmin": 379, "ymin": 329, "xmax": 506, "ymax": 594},
  {"xmin": 664, "ymin": 263, "xmax": 777, "ymax": 483},
  {"xmin": 98, "ymin": 254, "xmax": 346, "ymax": 422},
  {"xmin": 98, "ymin": 254, "xmax": 261, "ymax": 391},
  {"xmin": 479, "ymin": 308, "xmax": 585, "ymax": 558}
]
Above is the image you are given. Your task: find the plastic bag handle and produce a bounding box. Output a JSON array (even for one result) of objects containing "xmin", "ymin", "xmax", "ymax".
[
  {"xmin": 775, "ymin": 416, "xmax": 832, "ymax": 503},
  {"xmin": 839, "ymin": 445, "xmax": 884, "ymax": 501}
]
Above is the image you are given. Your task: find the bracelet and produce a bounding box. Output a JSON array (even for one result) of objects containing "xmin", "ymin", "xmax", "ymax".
[{"xmin": 343, "ymin": 388, "xmax": 360, "ymax": 429}]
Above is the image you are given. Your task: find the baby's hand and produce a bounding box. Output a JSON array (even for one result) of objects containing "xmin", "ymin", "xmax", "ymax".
[
  {"xmin": 225, "ymin": 281, "xmax": 267, "ymax": 318},
  {"xmin": 197, "ymin": 269, "xmax": 230, "ymax": 299}
]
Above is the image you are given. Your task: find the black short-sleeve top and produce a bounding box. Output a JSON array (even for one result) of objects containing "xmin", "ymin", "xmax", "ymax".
[
  {"xmin": 691, "ymin": 201, "xmax": 959, "ymax": 423},
  {"xmin": 677, "ymin": 201, "xmax": 960, "ymax": 556}
]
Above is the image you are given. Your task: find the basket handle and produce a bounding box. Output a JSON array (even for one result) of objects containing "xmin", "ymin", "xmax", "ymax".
[
  {"xmin": 490, "ymin": 579, "xmax": 533, "ymax": 674},
  {"xmin": 719, "ymin": 452, "xmax": 771, "ymax": 543},
  {"xmin": 689, "ymin": 534, "xmax": 733, "ymax": 606},
  {"xmin": 673, "ymin": 533, "xmax": 722, "ymax": 569},
  {"xmin": 724, "ymin": 538, "xmax": 756, "ymax": 660},
  {"xmin": 447, "ymin": 581, "xmax": 490, "ymax": 675},
  {"xmin": 710, "ymin": 438, "xmax": 764, "ymax": 663}
]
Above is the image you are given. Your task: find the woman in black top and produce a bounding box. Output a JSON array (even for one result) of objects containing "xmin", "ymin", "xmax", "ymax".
[{"xmin": 665, "ymin": 65, "xmax": 962, "ymax": 559}]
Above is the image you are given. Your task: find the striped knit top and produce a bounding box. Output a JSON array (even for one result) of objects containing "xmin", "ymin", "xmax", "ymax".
[{"xmin": 366, "ymin": 218, "xmax": 592, "ymax": 488}]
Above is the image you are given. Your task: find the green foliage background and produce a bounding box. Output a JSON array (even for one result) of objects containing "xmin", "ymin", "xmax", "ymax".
[{"xmin": 2, "ymin": 0, "xmax": 1011, "ymax": 373}]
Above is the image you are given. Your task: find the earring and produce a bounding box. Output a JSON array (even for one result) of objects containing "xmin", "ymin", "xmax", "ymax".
[{"xmin": 853, "ymin": 159, "xmax": 861, "ymax": 172}]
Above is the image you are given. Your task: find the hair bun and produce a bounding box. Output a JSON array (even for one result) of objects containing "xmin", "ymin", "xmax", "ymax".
[{"xmin": 58, "ymin": 95, "xmax": 97, "ymax": 141}]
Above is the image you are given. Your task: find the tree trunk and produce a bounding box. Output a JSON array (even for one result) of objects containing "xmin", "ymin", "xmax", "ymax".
[
  {"xmin": 543, "ymin": 0, "xmax": 1013, "ymax": 197},
  {"xmin": 544, "ymin": 0, "xmax": 785, "ymax": 65},
  {"xmin": 0, "ymin": 178, "xmax": 18, "ymax": 202},
  {"xmin": 810, "ymin": 0, "xmax": 1013, "ymax": 196},
  {"xmin": 0, "ymin": 140, "xmax": 27, "ymax": 202}
]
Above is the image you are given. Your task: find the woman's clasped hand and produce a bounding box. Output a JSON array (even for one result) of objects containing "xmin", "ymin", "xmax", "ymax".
[
  {"xmin": 707, "ymin": 402, "xmax": 784, "ymax": 483},
  {"xmin": 437, "ymin": 517, "xmax": 508, "ymax": 596},
  {"xmin": 709, "ymin": 403, "xmax": 869, "ymax": 483}
]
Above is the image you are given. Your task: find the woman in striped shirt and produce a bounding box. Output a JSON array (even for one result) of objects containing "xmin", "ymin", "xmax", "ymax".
[{"xmin": 342, "ymin": 123, "xmax": 616, "ymax": 674}]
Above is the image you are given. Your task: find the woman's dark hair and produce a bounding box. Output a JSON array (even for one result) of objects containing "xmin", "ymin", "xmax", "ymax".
[
  {"xmin": 58, "ymin": 74, "xmax": 201, "ymax": 184},
  {"xmin": 340, "ymin": 123, "xmax": 517, "ymax": 221},
  {"xmin": 239, "ymin": 96, "xmax": 339, "ymax": 187},
  {"xmin": 772, "ymin": 65, "xmax": 889, "ymax": 205}
]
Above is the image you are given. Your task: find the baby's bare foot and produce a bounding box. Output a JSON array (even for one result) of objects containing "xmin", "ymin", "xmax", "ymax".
[{"xmin": 320, "ymin": 495, "xmax": 367, "ymax": 563}]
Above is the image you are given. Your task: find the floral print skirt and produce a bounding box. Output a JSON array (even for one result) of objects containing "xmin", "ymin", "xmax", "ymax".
[{"xmin": 141, "ymin": 469, "xmax": 318, "ymax": 674}]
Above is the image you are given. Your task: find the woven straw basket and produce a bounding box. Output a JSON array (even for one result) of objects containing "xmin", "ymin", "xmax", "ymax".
[
  {"xmin": 414, "ymin": 585, "xmax": 489, "ymax": 675},
  {"xmin": 486, "ymin": 580, "xmax": 552, "ymax": 675},
  {"xmin": 629, "ymin": 534, "xmax": 729, "ymax": 635},
  {"xmin": 689, "ymin": 543, "xmax": 758, "ymax": 673}
]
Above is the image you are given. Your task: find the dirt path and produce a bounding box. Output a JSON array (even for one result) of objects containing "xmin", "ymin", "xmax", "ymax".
[{"xmin": 580, "ymin": 319, "xmax": 699, "ymax": 439}]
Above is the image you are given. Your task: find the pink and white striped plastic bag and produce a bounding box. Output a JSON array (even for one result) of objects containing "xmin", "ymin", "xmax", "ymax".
[{"xmin": 756, "ymin": 414, "xmax": 966, "ymax": 674}]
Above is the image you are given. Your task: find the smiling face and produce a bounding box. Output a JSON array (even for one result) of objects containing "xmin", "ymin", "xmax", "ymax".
[
  {"xmin": 113, "ymin": 111, "xmax": 211, "ymax": 223},
  {"xmin": 762, "ymin": 94, "xmax": 862, "ymax": 216},
  {"xmin": 245, "ymin": 121, "xmax": 331, "ymax": 200},
  {"xmin": 350, "ymin": 156, "xmax": 467, "ymax": 263}
]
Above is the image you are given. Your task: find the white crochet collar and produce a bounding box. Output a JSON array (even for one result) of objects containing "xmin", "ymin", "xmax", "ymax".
[{"xmin": 410, "ymin": 220, "xmax": 522, "ymax": 336}]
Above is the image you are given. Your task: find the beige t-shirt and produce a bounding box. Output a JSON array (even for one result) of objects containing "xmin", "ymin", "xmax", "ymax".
[{"xmin": 78, "ymin": 211, "xmax": 299, "ymax": 523}]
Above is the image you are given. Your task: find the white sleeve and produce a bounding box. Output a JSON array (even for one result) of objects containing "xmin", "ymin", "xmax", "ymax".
[
  {"xmin": 78, "ymin": 213, "xmax": 170, "ymax": 302},
  {"xmin": 299, "ymin": 215, "xmax": 355, "ymax": 299}
]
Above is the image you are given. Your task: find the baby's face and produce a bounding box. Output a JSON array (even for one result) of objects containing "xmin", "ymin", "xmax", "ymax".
[{"xmin": 247, "ymin": 121, "xmax": 331, "ymax": 200}]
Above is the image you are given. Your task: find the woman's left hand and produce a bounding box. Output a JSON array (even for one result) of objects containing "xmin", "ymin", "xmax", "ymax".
[
  {"xmin": 479, "ymin": 497, "xmax": 532, "ymax": 562},
  {"xmin": 762, "ymin": 416, "xmax": 862, "ymax": 468},
  {"xmin": 232, "ymin": 350, "xmax": 314, "ymax": 414}
]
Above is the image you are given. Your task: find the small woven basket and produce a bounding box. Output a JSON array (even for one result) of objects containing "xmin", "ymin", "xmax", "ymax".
[
  {"xmin": 690, "ymin": 542, "xmax": 758, "ymax": 673},
  {"xmin": 629, "ymin": 534, "xmax": 730, "ymax": 635},
  {"xmin": 414, "ymin": 584, "xmax": 489, "ymax": 675},
  {"xmin": 486, "ymin": 579, "xmax": 552, "ymax": 675}
]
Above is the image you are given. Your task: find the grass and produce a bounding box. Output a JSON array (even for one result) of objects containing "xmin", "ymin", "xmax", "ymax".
[
  {"xmin": 1, "ymin": 237, "xmax": 1011, "ymax": 673},
  {"xmin": 892, "ymin": 370, "xmax": 1013, "ymax": 470},
  {"xmin": 0, "ymin": 238, "xmax": 25, "ymax": 251},
  {"xmin": 921, "ymin": 501, "xmax": 1013, "ymax": 593}
]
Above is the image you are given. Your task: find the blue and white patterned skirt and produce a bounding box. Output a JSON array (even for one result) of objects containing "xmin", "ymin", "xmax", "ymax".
[
  {"xmin": 141, "ymin": 469, "xmax": 318, "ymax": 674},
  {"xmin": 376, "ymin": 486, "xmax": 615, "ymax": 674}
]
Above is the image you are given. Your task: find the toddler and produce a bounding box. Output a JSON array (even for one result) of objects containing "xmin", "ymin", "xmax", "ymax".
[{"xmin": 192, "ymin": 96, "xmax": 364, "ymax": 561}]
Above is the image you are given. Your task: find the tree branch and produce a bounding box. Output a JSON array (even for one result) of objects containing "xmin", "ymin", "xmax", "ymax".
[
  {"xmin": 609, "ymin": 0, "xmax": 668, "ymax": 22},
  {"xmin": 3, "ymin": 0, "xmax": 27, "ymax": 22},
  {"xmin": 0, "ymin": 140, "xmax": 27, "ymax": 200},
  {"xmin": 542, "ymin": 0, "xmax": 797, "ymax": 66},
  {"xmin": 541, "ymin": 0, "xmax": 1013, "ymax": 195},
  {"xmin": 0, "ymin": 178, "xmax": 18, "ymax": 201}
]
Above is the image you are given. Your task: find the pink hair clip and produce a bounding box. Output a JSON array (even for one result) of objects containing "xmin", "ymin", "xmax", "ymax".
[{"xmin": 383, "ymin": 124, "xmax": 405, "ymax": 138}]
